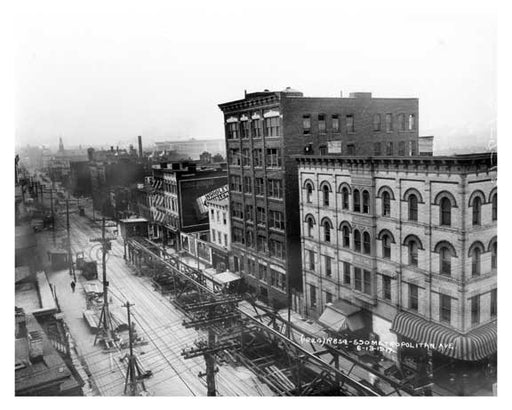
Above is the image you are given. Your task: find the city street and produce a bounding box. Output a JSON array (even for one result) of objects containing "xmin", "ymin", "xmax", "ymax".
[{"xmin": 39, "ymin": 203, "xmax": 271, "ymax": 396}]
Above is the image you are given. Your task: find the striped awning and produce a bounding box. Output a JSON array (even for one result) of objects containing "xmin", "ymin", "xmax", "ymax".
[{"xmin": 391, "ymin": 312, "xmax": 496, "ymax": 361}]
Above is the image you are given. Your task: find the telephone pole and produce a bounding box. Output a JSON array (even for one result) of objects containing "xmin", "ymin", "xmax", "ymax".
[
  {"xmin": 92, "ymin": 217, "xmax": 117, "ymax": 348},
  {"xmin": 122, "ymin": 301, "xmax": 147, "ymax": 396},
  {"xmin": 66, "ymin": 199, "xmax": 76, "ymax": 281}
]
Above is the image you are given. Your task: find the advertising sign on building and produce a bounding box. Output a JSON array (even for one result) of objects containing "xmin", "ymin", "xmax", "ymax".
[{"xmin": 196, "ymin": 185, "xmax": 229, "ymax": 216}]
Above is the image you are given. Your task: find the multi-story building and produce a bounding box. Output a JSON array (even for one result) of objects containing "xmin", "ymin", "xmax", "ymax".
[
  {"xmin": 219, "ymin": 88, "xmax": 422, "ymax": 309},
  {"xmin": 154, "ymin": 139, "xmax": 225, "ymax": 160},
  {"xmin": 297, "ymin": 153, "xmax": 497, "ymax": 390},
  {"xmin": 206, "ymin": 185, "xmax": 230, "ymax": 270},
  {"xmin": 149, "ymin": 161, "xmax": 227, "ymax": 248}
]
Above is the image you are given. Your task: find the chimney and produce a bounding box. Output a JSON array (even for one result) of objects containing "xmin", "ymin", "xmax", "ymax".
[
  {"xmin": 87, "ymin": 148, "xmax": 95, "ymax": 162},
  {"xmin": 15, "ymin": 308, "xmax": 27, "ymax": 338},
  {"xmin": 28, "ymin": 331, "xmax": 44, "ymax": 362},
  {"xmin": 138, "ymin": 136, "xmax": 143, "ymax": 158}
]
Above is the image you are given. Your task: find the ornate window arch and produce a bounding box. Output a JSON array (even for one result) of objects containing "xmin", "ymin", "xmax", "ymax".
[
  {"xmin": 321, "ymin": 217, "xmax": 333, "ymax": 243},
  {"xmin": 304, "ymin": 179, "xmax": 315, "ymax": 203},
  {"xmin": 320, "ymin": 181, "xmax": 332, "ymax": 207},
  {"xmin": 468, "ymin": 190, "xmax": 486, "ymax": 207},
  {"xmin": 488, "ymin": 236, "xmax": 497, "ymax": 270},
  {"xmin": 304, "ymin": 214, "xmax": 316, "ymax": 238},
  {"xmin": 337, "ymin": 182, "xmax": 352, "ymax": 194},
  {"xmin": 353, "ymin": 189, "xmax": 361, "ymax": 212},
  {"xmin": 353, "ymin": 229, "xmax": 362, "ymax": 252},
  {"xmin": 469, "ymin": 241, "xmax": 485, "ymax": 277},
  {"xmin": 339, "ymin": 221, "xmax": 352, "ymax": 248},
  {"xmin": 363, "ymin": 231, "xmax": 371, "ymax": 255},
  {"xmin": 472, "ymin": 196, "xmax": 482, "ymax": 225},
  {"xmin": 377, "ymin": 229, "xmax": 396, "ymax": 243},
  {"xmin": 404, "ymin": 234, "xmax": 422, "ymax": 267},
  {"xmin": 434, "ymin": 190, "xmax": 458, "ymax": 207},
  {"xmin": 490, "ymin": 188, "xmax": 497, "ymax": 221},
  {"xmin": 362, "ymin": 190, "xmax": 370, "ymax": 214},
  {"xmin": 403, "ymin": 187, "xmax": 424, "ymax": 203},
  {"xmin": 377, "ymin": 185, "xmax": 396, "ymax": 200}
]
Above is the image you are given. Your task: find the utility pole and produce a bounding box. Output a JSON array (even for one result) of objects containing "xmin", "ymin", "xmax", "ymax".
[
  {"xmin": 50, "ymin": 187, "xmax": 55, "ymax": 246},
  {"xmin": 122, "ymin": 301, "xmax": 147, "ymax": 396},
  {"xmin": 92, "ymin": 217, "xmax": 117, "ymax": 348},
  {"xmin": 181, "ymin": 296, "xmax": 242, "ymax": 396}
]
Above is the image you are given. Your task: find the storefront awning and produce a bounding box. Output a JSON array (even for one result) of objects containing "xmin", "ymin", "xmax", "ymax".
[
  {"xmin": 318, "ymin": 300, "xmax": 365, "ymax": 333},
  {"xmin": 391, "ymin": 312, "xmax": 497, "ymax": 361}
]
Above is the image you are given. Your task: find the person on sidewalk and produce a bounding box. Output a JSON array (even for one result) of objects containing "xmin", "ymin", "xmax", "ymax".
[{"xmin": 70, "ymin": 280, "xmax": 76, "ymax": 293}]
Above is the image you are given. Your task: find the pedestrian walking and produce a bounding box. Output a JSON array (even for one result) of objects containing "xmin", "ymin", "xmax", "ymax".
[{"xmin": 70, "ymin": 280, "xmax": 76, "ymax": 293}]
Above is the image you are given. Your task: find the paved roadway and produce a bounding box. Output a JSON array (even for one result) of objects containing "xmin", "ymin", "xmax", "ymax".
[{"xmin": 41, "ymin": 204, "xmax": 271, "ymax": 396}]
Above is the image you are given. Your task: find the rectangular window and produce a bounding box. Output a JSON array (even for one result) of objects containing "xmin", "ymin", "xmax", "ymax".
[
  {"xmin": 217, "ymin": 210, "xmax": 220, "ymax": 222},
  {"xmin": 308, "ymin": 250, "xmax": 315, "ymax": 271},
  {"xmin": 326, "ymin": 291, "xmax": 333, "ymax": 305},
  {"xmin": 253, "ymin": 148, "xmax": 263, "ymax": 167},
  {"xmin": 240, "ymin": 121, "xmax": 250, "ymax": 139},
  {"xmin": 347, "ymin": 144, "xmax": 355, "ymax": 155},
  {"xmin": 398, "ymin": 114, "xmax": 406, "ymax": 131},
  {"xmin": 211, "ymin": 229, "xmax": 216, "ymax": 243},
  {"xmin": 266, "ymin": 148, "xmax": 282, "ymax": 168},
  {"xmin": 218, "ymin": 231, "xmax": 222, "ymax": 244},
  {"xmin": 258, "ymin": 264, "xmax": 267, "ymax": 282},
  {"xmin": 210, "ymin": 209, "xmax": 214, "ymax": 219},
  {"xmin": 310, "ymin": 285, "xmax": 317, "ymax": 308},
  {"xmin": 491, "ymin": 289, "xmax": 497, "ymax": 318},
  {"xmin": 223, "ymin": 212, "xmax": 227, "ymax": 225},
  {"xmin": 270, "ymin": 269, "xmax": 278, "ymax": 287},
  {"xmin": 256, "ymin": 207, "xmax": 266, "ymax": 226},
  {"xmin": 245, "ymin": 204, "xmax": 253, "ymax": 222},
  {"xmin": 224, "ymin": 234, "xmax": 228, "ymax": 246},
  {"xmin": 269, "ymin": 239, "xmax": 285, "ymax": 259},
  {"xmin": 398, "ymin": 141, "xmax": 406, "ymax": 156},
  {"xmin": 354, "ymin": 268, "xmax": 362, "ymax": 291},
  {"xmin": 343, "ymin": 262, "xmax": 351, "ymax": 285},
  {"xmin": 232, "ymin": 227, "xmax": 244, "ymax": 244},
  {"xmin": 257, "ymin": 235, "xmax": 267, "ymax": 253},
  {"xmin": 346, "ymin": 115, "xmax": 355, "ymax": 133},
  {"xmin": 265, "ymin": 117, "xmax": 281, "ymax": 137},
  {"xmin": 440, "ymin": 294, "xmax": 451, "ymax": 323},
  {"xmin": 385, "ymin": 113, "xmax": 393, "ymax": 132},
  {"xmin": 255, "ymin": 178, "xmax": 264, "ymax": 196},
  {"xmin": 383, "ymin": 276, "xmax": 391, "ymax": 300},
  {"xmin": 246, "ymin": 230, "xmax": 254, "ymax": 248},
  {"xmin": 247, "ymin": 259, "xmax": 256, "ymax": 276},
  {"xmin": 386, "ymin": 141, "xmax": 393, "ymax": 156},
  {"xmin": 243, "ymin": 176, "xmax": 252, "ymax": 194},
  {"xmin": 269, "ymin": 210, "xmax": 285, "ymax": 230},
  {"xmin": 229, "ymin": 148, "xmax": 241, "ymax": 166},
  {"xmin": 325, "ymin": 255, "xmax": 332, "ymax": 277},
  {"xmin": 232, "ymin": 201, "xmax": 244, "ymax": 219},
  {"xmin": 408, "ymin": 114, "xmax": 416, "ymax": 131},
  {"xmin": 318, "ymin": 114, "xmax": 326, "ymax": 133},
  {"xmin": 374, "ymin": 142, "xmax": 381, "ymax": 156},
  {"xmin": 267, "ymin": 179, "xmax": 283, "ymax": 199},
  {"xmin": 410, "ymin": 140, "xmax": 418, "ymax": 156},
  {"xmin": 373, "ymin": 114, "xmax": 381, "ymax": 131},
  {"xmin": 409, "ymin": 284, "xmax": 418, "ymax": 311},
  {"xmin": 251, "ymin": 118, "xmax": 263, "ymax": 138},
  {"xmin": 471, "ymin": 295, "xmax": 480, "ymax": 325},
  {"xmin": 242, "ymin": 148, "xmax": 251, "ymax": 166},
  {"xmin": 332, "ymin": 115, "xmax": 339, "ymax": 132},
  {"xmin": 227, "ymin": 122, "xmax": 239, "ymax": 139},
  {"xmin": 303, "ymin": 115, "xmax": 311, "ymax": 134},
  {"xmin": 363, "ymin": 270, "xmax": 372, "ymax": 295}
]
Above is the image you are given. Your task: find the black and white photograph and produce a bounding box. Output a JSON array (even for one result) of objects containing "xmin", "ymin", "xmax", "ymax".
[{"xmin": 7, "ymin": 0, "xmax": 507, "ymax": 404}]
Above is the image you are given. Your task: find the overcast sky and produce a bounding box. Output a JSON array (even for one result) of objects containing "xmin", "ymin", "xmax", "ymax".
[{"xmin": 15, "ymin": 0, "xmax": 496, "ymax": 150}]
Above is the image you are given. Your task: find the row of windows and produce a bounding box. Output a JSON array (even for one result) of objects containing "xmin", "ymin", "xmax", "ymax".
[
  {"xmin": 230, "ymin": 176, "xmax": 283, "ymax": 199},
  {"xmin": 226, "ymin": 117, "xmax": 281, "ymax": 139},
  {"xmin": 305, "ymin": 181, "xmax": 498, "ymax": 226},
  {"xmin": 232, "ymin": 202, "xmax": 285, "ymax": 230},
  {"xmin": 373, "ymin": 140, "xmax": 417, "ymax": 156},
  {"xmin": 210, "ymin": 229, "xmax": 228, "ymax": 247},
  {"xmin": 209, "ymin": 209, "xmax": 227, "ymax": 225},
  {"xmin": 229, "ymin": 148, "xmax": 283, "ymax": 168},
  {"xmin": 246, "ymin": 259, "xmax": 286, "ymax": 291},
  {"xmin": 302, "ymin": 113, "xmax": 416, "ymax": 134},
  {"xmin": 232, "ymin": 227, "xmax": 286, "ymax": 259}
]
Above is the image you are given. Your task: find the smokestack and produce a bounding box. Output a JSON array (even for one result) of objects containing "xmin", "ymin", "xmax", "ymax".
[{"xmin": 138, "ymin": 136, "xmax": 143, "ymax": 158}]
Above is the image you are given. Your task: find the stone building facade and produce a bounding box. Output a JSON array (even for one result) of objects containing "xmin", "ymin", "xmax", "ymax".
[{"xmin": 297, "ymin": 153, "xmax": 497, "ymax": 378}]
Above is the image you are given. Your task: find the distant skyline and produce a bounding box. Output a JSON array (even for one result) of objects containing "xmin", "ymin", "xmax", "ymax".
[{"xmin": 15, "ymin": 1, "xmax": 496, "ymax": 150}]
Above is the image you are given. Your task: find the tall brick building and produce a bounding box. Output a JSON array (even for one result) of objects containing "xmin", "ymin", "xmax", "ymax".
[
  {"xmin": 297, "ymin": 153, "xmax": 497, "ymax": 390},
  {"xmin": 219, "ymin": 88, "xmax": 421, "ymax": 308}
]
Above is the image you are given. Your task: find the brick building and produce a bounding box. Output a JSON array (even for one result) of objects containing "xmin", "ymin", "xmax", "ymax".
[
  {"xmin": 149, "ymin": 161, "xmax": 227, "ymax": 248},
  {"xmin": 219, "ymin": 88, "xmax": 422, "ymax": 308},
  {"xmin": 297, "ymin": 153, "xmax": 497, "ymax": 391}
]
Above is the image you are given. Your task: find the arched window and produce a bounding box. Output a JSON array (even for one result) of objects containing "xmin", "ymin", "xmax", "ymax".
[
  {"xmin": 492, "ymin": 192, "xmax": 497, "ymax": 221},
  {"xmin": 472, "ymin": 196, "xmax": 481, "ymax": 226},
  {"xmin": 408, "ymin": 240, "xmax": 418, "ymax": 266},
  {"xmin": 322, "ymin": 185, "xmax": 330, "ymax": 207},
  {"xmin": 439, "ymin": 246, "xmax": 452, "ymax": 276},
  {"xmin": 362, "ymin": 190, "xmax": 370, "ymax": 214},
  {"xmin": 342, "ymin": 187, "xmax": 350, "ymax": 210},
  {"xmin": 408, "ymin": 194, "xmax": 418, "ymax": 221},
  {"xmin": 354, "ymin": 230, "xmax": 361, "ymax": 252},
  {"xmin": 305, "ymin": 215, "xmax": 315, "ymax": 238},
  {"xmin": 342, "ymin": 226, "xmax": 350, "ymax": 248},
  {"xmin": 353, "ymin": 189, "xmax": 361, "ymax": 212},
  {"xmin": 382, "ymin": 191, "xmax": 391, "ymax": 216},
  {"xmin": 440, "ymin": 197, "xmax": 452, "ymax": 226},
  {"xmin": 305, "ymin": 182, "xmax": 313, "ymax": 203},
  {"xmin": 323, "ymin": 219, "xmax": 332, "ymax": 243},
  {"xmin": 382, "ymin": 234, "xmax": 391, "ymax": 259},
  {"xmin": 363, "ymin": 232, "xmax": 371, "ymax": 255},
  {"xmin": 471, "ymin": 247, "xmax": 481, "ymax": 276}
]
